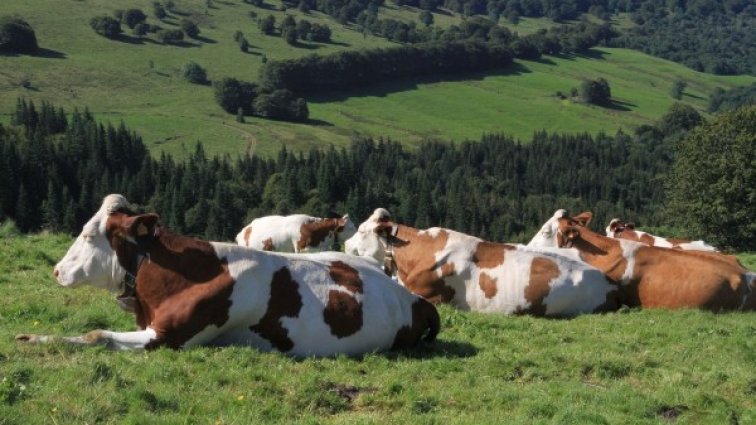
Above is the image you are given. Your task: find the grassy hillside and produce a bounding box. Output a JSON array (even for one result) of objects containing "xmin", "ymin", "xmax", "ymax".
[
  {"xmin": 0, "ymin": 0, "xmax": 754, "ymax": 158},
  {"xmin": 1, "ymin": 229, "xmax": 755, "ymax": 424}
]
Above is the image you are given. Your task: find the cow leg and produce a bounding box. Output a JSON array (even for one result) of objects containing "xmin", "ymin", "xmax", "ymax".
[{"xmin": 16, "ymin": 328, "xmax": 158, "ymax": 351}]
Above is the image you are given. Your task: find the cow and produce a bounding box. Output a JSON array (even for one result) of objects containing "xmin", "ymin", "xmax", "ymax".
[
  {"xmin": 547, "ymin": 212, "xmax": 755, "ymax": 311},
  {"xmin": 235, "ymin": 213, "xmax": 356, "ymax": 253},
  {"xmin": 606, "ymin": 218, "xmax": 718, "ymax": 252},
  {"xmin": 344, "ymin": 216, "xmax": 619, "ymax": 317},
  {"xmin": 16, "ymin": 195, "xmax": 440, "ymax": 355}
]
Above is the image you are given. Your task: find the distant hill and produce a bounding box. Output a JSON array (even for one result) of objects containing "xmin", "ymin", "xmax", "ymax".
[{"xmin": 0, "ymin": 0, "xmax": 753, "ymax": 158}]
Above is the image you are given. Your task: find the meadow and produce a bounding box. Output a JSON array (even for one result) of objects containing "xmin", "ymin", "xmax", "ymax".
[
  {"xmin": 1, "ymin": 0, "xmax": 754, "ymax": 158},
  {"xmin": 1, "ymin": 225, "xmax": 754, "ymax": 424}
]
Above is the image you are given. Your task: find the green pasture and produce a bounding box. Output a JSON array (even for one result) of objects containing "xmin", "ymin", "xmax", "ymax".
[
  {"xmin": 1, "ymin": 228, "xmax": 754, "ymax": 424},
  {"xmin": 1, "ymin": 0, "xmax": 754, "ymax": 158}
]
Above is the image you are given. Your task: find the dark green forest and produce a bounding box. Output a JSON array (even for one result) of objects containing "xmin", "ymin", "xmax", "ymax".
[
  {"xmin": 2, "ymin": 99, "xmax": 684, "ymax": 246},
  {"xmin": 278, "ymin": 0, "xmax": 754, "ymax": 75}
]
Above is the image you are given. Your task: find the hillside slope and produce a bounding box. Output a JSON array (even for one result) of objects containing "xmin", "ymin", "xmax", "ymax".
[{"xmin": 0, "ymin": 0, "xmax": 753, "ymax": 158}]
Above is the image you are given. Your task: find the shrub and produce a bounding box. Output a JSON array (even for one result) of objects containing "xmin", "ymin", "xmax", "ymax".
[
  {"xmin": 579, "ymin": 78, "xmax": 611, "ymax": 105},
  {"xmin": 123, "ymin": 9, "xmax": 147, "ymax": 29},
  {"xmin": 183, "ymin": 61, "xmax": 208, "ymax": 84},
  {"xmin": 180, "ymin": 19, "xmax": 200, "ymax": 38},
  {"xmin": 133, "ymin": 22, "xmax": 149, "ymax": 36},
  {"xmin": 153, "ymin": 2, "xmax": 167, "ymax": 20},
  {"xmin": 157, "ymin": 29, "xmax": 184, "ymax": 44},
  {"xmin": 213, "ymin": 78, "xmax": 260, "ymax": 114},
  {"xmin": 90, "ymin": 16, "xmax": 122, "ymax": 39},
  {"xmin": 0, "ymin": 16, "xmax": 38, "ymax": 53}
]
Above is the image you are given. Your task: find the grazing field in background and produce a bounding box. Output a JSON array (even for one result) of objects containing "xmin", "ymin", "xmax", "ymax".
[
  {"xmin": 1, "ymin": 228, "xmax": 754, "ymax": 424},
  {"xmin": 1, "ymin": 0, "xmax": 754, "ymax": 159}
]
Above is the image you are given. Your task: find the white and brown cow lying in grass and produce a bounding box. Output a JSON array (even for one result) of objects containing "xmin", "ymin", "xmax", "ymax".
[
  {"xmin": 16, "ymin": 195, "xmax": 439, "ymax": 355},
  {"xmin": 606, "ymin": 218, "xmax": 718, "ymax": 252},
  {"xmin": 235, "ymin": 213, "xmax": 356, "ymax": 253},
  {"xmin": 344, "ymin": 216, "xmax": 619, "ymax": 317},
  {"xmin": 531, "ymin": 210, "xmax": 755, "ymax": 311}
]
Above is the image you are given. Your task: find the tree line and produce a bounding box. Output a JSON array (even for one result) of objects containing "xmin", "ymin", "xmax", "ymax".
[{"xmin": 7, "ymin": 98, "xmax": 734, "ymax": 249}]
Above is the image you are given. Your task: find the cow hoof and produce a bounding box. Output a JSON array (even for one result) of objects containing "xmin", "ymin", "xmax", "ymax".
[{"xmin": 15, "ymin": 334, "xmax": 37, "ymax": 343}]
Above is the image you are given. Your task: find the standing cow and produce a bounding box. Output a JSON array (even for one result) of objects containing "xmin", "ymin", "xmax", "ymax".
[
  {"xmin": 530, "ymin": 210, "xmax": 755, "ymax": 311},
  {"xmin": 16, "ymin": 195, "xmax": 439, "ymax": 355},
  {"xmin": 236, "ymin": 214, "xmax": 356, "ymax": 253},
  {"xmin": 606, "ymin": 218, "xmax": 718, "ymax": 251},
  {"xmin": 344, "ymin": 215, "xmax": 618, "ymax": 317}
]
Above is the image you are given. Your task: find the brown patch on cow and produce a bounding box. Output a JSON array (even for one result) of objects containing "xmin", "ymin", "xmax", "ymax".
[
  {"xmin": 391, "ymin": 298, "xmax": 440, "ymax": 349},
  {"xmin": 667, "ymin": 238, "xmax": 691, "ymax": 246},
  {"xmin": 323, "ymin": 261, "xmax": 364, "ymax": 338},
  {"xmin": 638, "ymin": 232, "xmax": 656, "ymax": 246},
  {"xmin": 297, "ymin": 218, "xmax": 338, "ymax": 251},
  {"xmin": 249, "ymin": 267, "xmax": 303, "ymax": 351},
  {"xmin": 516, "ymin": 257, "xmax": 560, "ymax": 316},
  {"xmin": 478, "ymin": 272, "xmax": 498, "ymax": 299},
  {"xmin": 261, "ymin": 238, "xmax": 274, "ymax": 251},
  {"xmin": 106, "ymin": 213, "xmax": 236, "ymax": 349},
  {"xmin": 328, "ymin": 261, "xmax": 363, "ymax": 293},
  {"xmin": 389, "ymin": 227, "xmax": 457, "ymax": 304},
  {"xmin": 473, "ymin": 242, "xmax": 512, "ymax": 269},
  {"xmin": 323, "ymin": 290, "xmax": 363, "ymax": 338},
  {"xmin": 243, "ymin": 227, "xmax": 252, "ymax": 247}
]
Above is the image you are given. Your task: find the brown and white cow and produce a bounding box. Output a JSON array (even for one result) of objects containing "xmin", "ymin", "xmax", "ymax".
[
  {"xmin": 344, "ymin": 217, "xmax": 619, "ymax": 316},
  {"xmin": 606, "ymin": 219, "xmax": 718, "ymax": 252},
  {"xmin": 16, "ymin": 195, "xmax": 439, "ymax": 355},
  {"xmin": 236, "ymin": 214, "xmax": 356, "ymax": 253},
  {"xmin": 555, "ymin": 214, "xmax": 755, "ymax": 311}
]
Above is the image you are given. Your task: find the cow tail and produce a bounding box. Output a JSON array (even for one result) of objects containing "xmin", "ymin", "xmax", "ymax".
[
  {"xmin": 419, "ymin": 298, "xmax": 440, "ymax": 343},
  {"xmin": 742, "ymin": 272, "xmax": 756, "ymax": 311}
]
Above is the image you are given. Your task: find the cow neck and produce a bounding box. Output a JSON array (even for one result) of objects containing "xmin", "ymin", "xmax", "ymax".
[
  {"xmin": 570, "ymin": 229, "xmax": 631, "ymax": 283},
  {"xmin": 131, "ymin": 229, "xmax": 228, "ymax": 329},
  {"xmin": 298, "ymin": 219, "xmax": 338, "ymax": 251},
  {"xmin": 386, "ymin": 224, "xmax": 423, "ymax": 277}
]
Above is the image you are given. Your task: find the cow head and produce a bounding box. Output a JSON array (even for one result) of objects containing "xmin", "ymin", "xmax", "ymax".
[
  {"xmin": 556, "ymin": 217, "xmax": 583, "ymax": 249},
  {"xmin": 344, "ymin": 220, "xmax": 396, "ymax": 262},
  {"xmin": 606, "ymin": 219, "xmax": 637, "ymax": 238},
  {"xmin": 335, "ymin": 214, "xmax": 357, "ymax": 242},
  {"xmin": 528, "ymin": 210, "xmax": 592, "ymax": 248},
  {"xmin": 53, "ymin": 195, "xmax": 159, "ymax": 293}
]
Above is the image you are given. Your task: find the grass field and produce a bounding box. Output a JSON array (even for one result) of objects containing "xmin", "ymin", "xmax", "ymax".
[
  {"xmin": 1, "ymin": 0, "xmax": 754, "ymax": 158},
  {"xmin": 1, "ymin": 228, "xmax": 754, "ymax": 424}
]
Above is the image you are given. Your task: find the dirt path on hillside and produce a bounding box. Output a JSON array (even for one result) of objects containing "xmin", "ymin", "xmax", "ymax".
[{"xmin": 222, "ymin": 122, "xmax": 258, "ymax": 156}]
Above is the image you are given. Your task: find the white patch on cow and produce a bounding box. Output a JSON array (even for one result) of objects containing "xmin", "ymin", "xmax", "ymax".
[
  {"xmin": 419, "ymin": 227, "xmax": 444, "ymax": 238},
  {"xmin": 235, "ymin": 213, "xmax": 355, "ymax": 253},
  {"xmin": 618, "ymin": 240, "xmax": 642, "ymax": 284}
]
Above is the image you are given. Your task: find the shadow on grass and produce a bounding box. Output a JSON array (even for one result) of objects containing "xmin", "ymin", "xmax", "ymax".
[
  {"xmin": 308, "ymin": 62, "xmax": 532, "ymax": 103},
  {"xmin": 294, "ymin": 41, "xmax": 322, "ymax": 50},
  {"xmin": 602, "ymin": 99, "xmax": 635, "ymax": 111},
  {"xmin": 193, "ymin": 35, "xmax": 217, "ymax": 44},
  {"xmin": 325, "ymin": 40, "xmax": 351, "ymax": 47},
  {"xmin": 551, "ymin": 49, "xmax": 609, "ymax": 62},
  {"xmin": 307, "ymin": 118, "xmax": 334, "ymax": 127},
  {"xmin": 380, "ymin": 339, "xmax": 478, "ymax": 360},
  {"xmin": 0, "ymin": 47, "xmax": 66, "ymax": 59}
]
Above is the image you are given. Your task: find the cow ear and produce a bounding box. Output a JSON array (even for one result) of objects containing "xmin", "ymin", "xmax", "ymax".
[
  {"xmin": 609, "ymin": 219, "xmax": 621, "ymax": 232},
  {"xmin": 573, "ymin": 212, "xmax": 592, "ymax": 227},
  {"xmin": 124, "ymin": 214, "xmax": 160, "ymax": 240},
  {"xmin": 373, "ymin": 221, "xmax": 394, "ymax": 237},
  {"xmin": 626, "ymin": 222, "xmax": 636, "ymax": 230}
]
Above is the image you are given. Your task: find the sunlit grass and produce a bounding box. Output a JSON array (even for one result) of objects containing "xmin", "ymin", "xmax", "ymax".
[{"xmin": 1, "ymin": 232, "xmax": 754, "ymax": 423}]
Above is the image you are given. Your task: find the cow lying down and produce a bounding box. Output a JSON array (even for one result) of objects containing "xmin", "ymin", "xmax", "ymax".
[
  {"xmin": 344, "ymin": 215, "xmax": 619, "ymax": 317},
  {"xmin": 16, "ymin": 195, "xmax": 439, "ymax": 356},
  {"xmin": 606, "ymin": 218, "xmax": 718, "ymax": 252}
]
